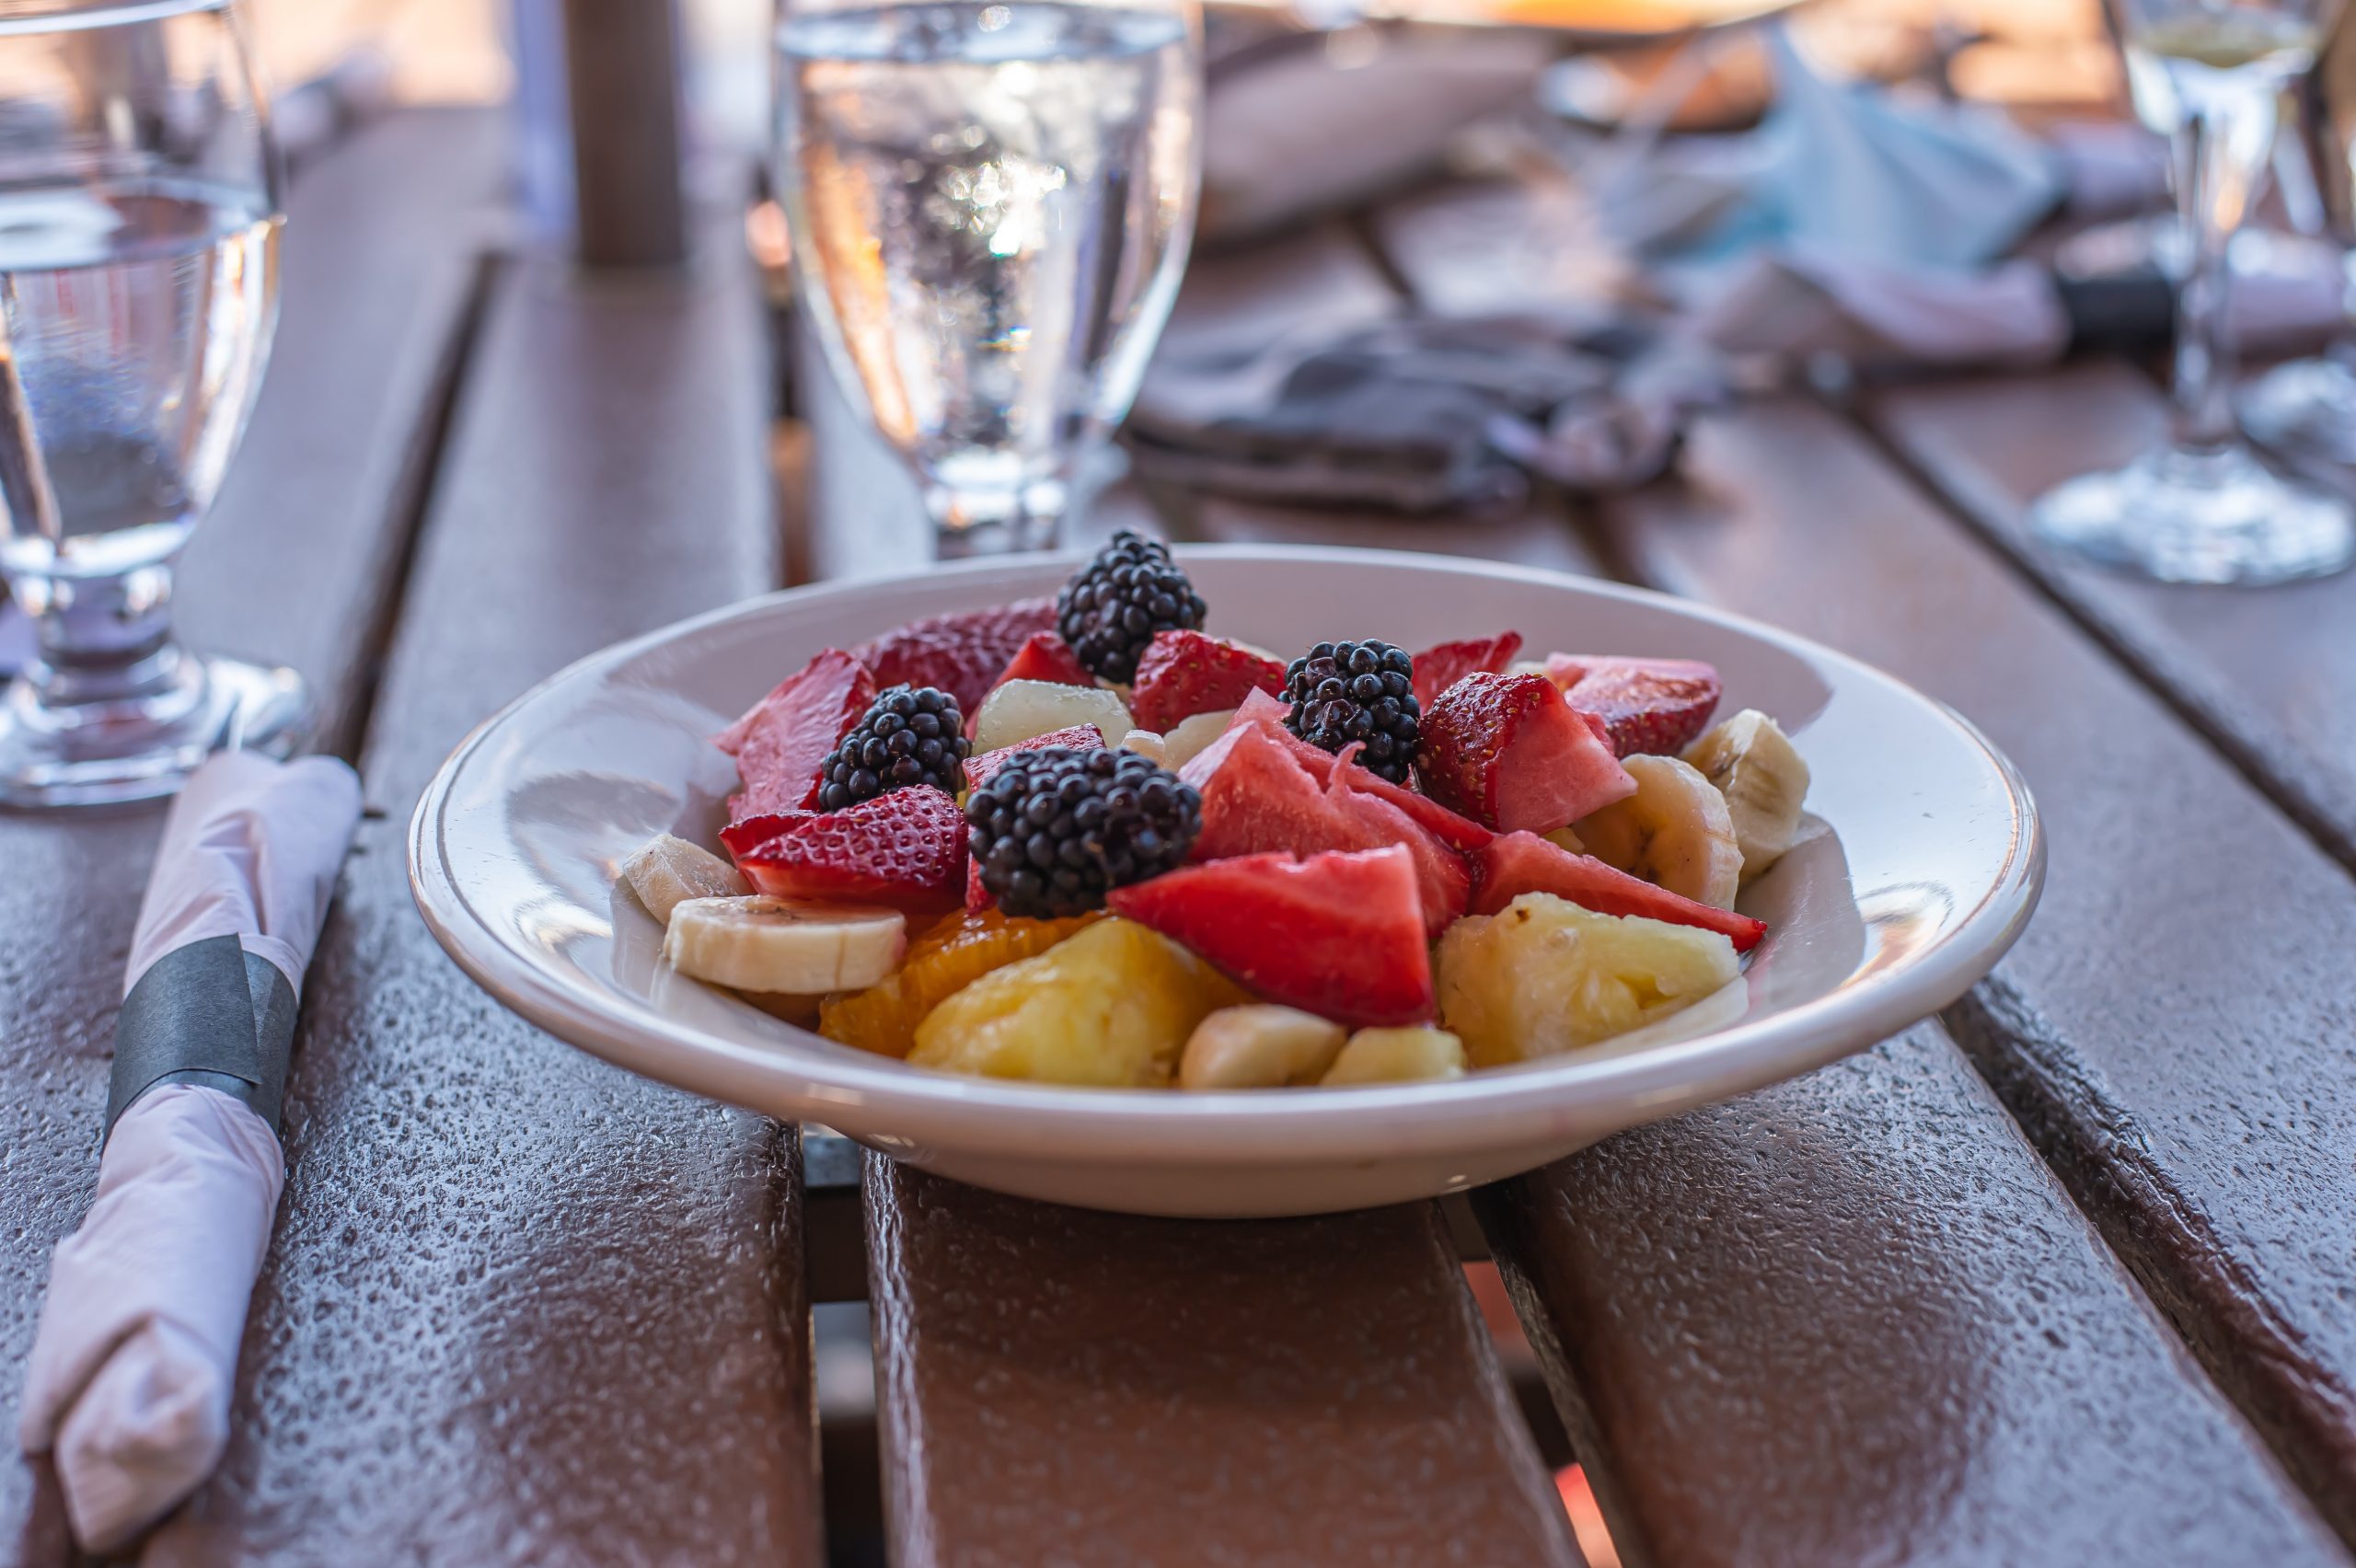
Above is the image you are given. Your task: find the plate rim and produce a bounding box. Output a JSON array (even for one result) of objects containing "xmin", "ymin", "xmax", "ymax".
[{"xmin": 410, "ymin": 544, "xmax": 2044, "ymax": 1162}]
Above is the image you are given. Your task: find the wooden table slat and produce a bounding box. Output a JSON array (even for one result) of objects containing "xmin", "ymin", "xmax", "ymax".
[
  {"xmin": 865, "ymin": 1159, "xmax": 1584, "ymax": 1568},
  {"xmin": 0, "ymin": 109, "xmax": 508, "ymax": 1567},
  {"xmin": 142, "ymin": 187, "xmax": 821, "ymax": 1563}
]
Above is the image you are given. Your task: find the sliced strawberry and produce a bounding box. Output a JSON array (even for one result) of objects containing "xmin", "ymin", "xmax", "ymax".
[
  {"xmin": 855, "ymin": 597, "xmax": 1057, "ymax": 714},
  {"xmin": 1107, "ymin": 847, "xmax": 1432, "ymax": 1027},
  {"xmin": 1542, "ymin": 654, "xmax": 1722, "ymax": 758},
  {"xmin": 715, "ymin": 649, "xmax": 875, "ymax": 822},
  {"xmin": 1419, "ymin": 672, "xmax": 1634, "ymax": 834},
  {"xmin": 965, "ymin": 856, "xmax": 993, "ymax": 912},
  {"xmin": 1129, "ymin": 628, "xmax": 1288, "ymax": 734},
  {"xmin": 1471, "ymin": 831, "xmax": 1764, "ymax": 951},
  {"xmin": 1223, "ymin": 688, "xmax": 1491, "ymax": 852},
  {"xmin": 995, "ymin": 629, "xmax": 1094, "ymax": 690},
  {"xmin": 1411, "ymin": 632, "xmax": 1524, "ymax": 709},
  {"xmin": 729, "ymin": 787, "xmax": 967, "ymax": 914},
  {"xmin": 962, "ymin": 723, "xmax": 1105, "ymax": 792}
]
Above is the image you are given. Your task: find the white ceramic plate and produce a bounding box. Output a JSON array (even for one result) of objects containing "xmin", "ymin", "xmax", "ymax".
[{"xmin": 410, "ymin": 547, "xmax": 2041, "ymax": 1217}]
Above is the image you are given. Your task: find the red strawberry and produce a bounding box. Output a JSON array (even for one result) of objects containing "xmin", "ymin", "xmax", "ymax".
[
  {"xmin": 1128, "ymin": 629, "xmax": 1288, "ymax": 734},
  {"xmin": 1419, "ymin": 672, "xmax": 1634, "ymax": 834},
  {"xmin": 962, "ymin": 722, "xmax": 1106, "ymax": 791},
  {"xmin": 1471, "ymin": 831, "xmax": 1764, "ymax": 951},
  {"xmin": 1221, "ymin": 688, "xmax": 1491, "ymax": 852},
  {"xmin": 855, "ymin": 597, "xmax": 1057, "ymax": 714},
  {"xmin": 1107, "ymin": 847, "xmax": 1432, "ymax": 1027},
  {"xmin": 994, "ymin": 630, "xmax": 1094, "ymax": 690},
  {"xmin": 1411, "ymin": 632, "xmax": 1524, "ymax": 709},
  {"xmin": 1542, "ymin": 654, "xmax": 1721, "ymax": 758},
  {"xmin": 1180, "ymin": 724, "xmax": 1461, "ymax": 934},
  {"xmin": 715, "ymin": 649, "xmax": 874, "ymax": 822},
  {"xmin": 729, "ymin": 787, "xmax": 966, "ymax": 914},
  {"xmin": 965, "ymin": 855, "xmax": 992, "ymax": 912}
]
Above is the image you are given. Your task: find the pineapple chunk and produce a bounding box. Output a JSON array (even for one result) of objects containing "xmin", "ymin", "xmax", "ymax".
[
  {"xmin": 972, "ymin": 680, "xmax": 1137, "ymax": 753},
  {"xmin": 1321, "ymin": 1027, "xmax": 1468, "ymax": 1086},
  {"xmin": 1437, "ymin": 893, "xmax": 1738, "ymax": 1066},
  {"xmin": 909, "ymin": 917, "xmax": 1247, "ymax": 1086}
]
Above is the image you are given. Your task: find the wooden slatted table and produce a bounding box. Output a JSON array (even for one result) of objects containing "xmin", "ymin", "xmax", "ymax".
[{"xmin": 6, "ymin": 100, "xmax": 2356, "ymax": 1568}]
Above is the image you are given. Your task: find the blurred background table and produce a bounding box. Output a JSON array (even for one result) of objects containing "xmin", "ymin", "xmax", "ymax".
[{"xmin": 6, "ymin": 2, "xmax": 2356, "ymax": 1565}]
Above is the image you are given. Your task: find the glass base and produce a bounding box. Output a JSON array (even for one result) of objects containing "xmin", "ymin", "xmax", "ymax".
[
  {"xmin": 0, "ymin": 650, "xmax": 308, "ymax": 809},
  {"xmin": 2238, "ymin": 357, "xmax": 2356, "ymax": 466},
  {"xmin": 2029, "ymin": 444, "xmax": 2356, "ymax": 585}
]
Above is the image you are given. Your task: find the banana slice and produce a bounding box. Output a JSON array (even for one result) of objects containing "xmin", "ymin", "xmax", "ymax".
[
  {"xmin": 623, "ymin": 833, "xmax": 749, "ymax": 923},
  {"xmin": 1542, "ymin": 823, "xmax": 1586, "ymax": 857},
  {"xmin": 1180, "ymin": 1004, "xmax": 1347, "ymax": 1089},
  {"xmin": 1685, "ymin": 709, "xmax": 1809, "ymax": 879},
  {"xmin": 1321, "ymin": 1027, "xmax": 1469, "ymax": 1086},
  {"xmin": 664, "ymin": 896, "xmax": 907, "ymax": 994},
  {"xmin": 1571, "ymin": 754, "xmax": 1743, "ymax": 910}
]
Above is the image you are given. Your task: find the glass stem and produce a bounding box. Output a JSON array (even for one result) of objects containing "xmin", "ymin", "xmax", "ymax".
[
  {"xmin": 2168, "ymin": 86, "xmax": 2275, "ymax": 453},
  {"xmin": 13, "ymin": 563, "xmax": 185, "ymax": 710}
]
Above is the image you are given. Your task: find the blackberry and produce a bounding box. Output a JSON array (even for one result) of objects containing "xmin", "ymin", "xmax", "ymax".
[
  {"xmin": 1283, "ymin": 639, "xmax": 1420, "ymax": 784},
  {"xmin": 1056, "ymin": 530, "xmax": 1207, "ymax": 684},
  {"xmin": 965, "ymin": 746, "xmax": 1200, "ymax": 917},
  {"xmin": 817, "ymin": 685, "xmax": 969, "ymax": 810}
]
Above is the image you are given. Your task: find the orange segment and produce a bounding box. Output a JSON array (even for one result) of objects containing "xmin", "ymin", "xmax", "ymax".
[{"xmin": 819, "ymin": 907, "xmax": 1100, "ymax": 1057}]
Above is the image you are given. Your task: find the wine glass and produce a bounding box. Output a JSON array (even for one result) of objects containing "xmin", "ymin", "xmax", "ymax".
[
  {"xmin": 0, "ymin": 0, "xmax": 297, "ymax": 807},
  {"xmin": 2237, "ymin": 4, "xmax": 2356, "ymax": 459},
  {"xmin": 2031, "ymin": 0, "xmax": 2356, "ymax": 584},
  {"xmin": 773, "ymin": 0, "xmax": 1203, "ymax": 554}
]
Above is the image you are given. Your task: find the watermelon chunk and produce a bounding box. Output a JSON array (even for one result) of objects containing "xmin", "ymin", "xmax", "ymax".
[
  {"xmin": 1107, "ymin": 847, "xmax": 1433, "ymax": 1027},
  {"xmin": 1471, "ymin": 831, "xmax": 1765, "ymax": 951}
]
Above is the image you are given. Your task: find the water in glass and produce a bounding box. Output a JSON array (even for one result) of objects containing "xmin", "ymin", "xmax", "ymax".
[
  {"xmin": 0, "ymin": 183, "xmax": 279, "ymax": 585},
  {"xmin": 777, "ymin": 0, "xmax": 1199, "ymax": 545}
]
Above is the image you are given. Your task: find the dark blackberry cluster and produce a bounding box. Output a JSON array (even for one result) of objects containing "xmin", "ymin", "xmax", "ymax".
[
  {"xmin": 1056, "ymin": 530, "xmax": 1207, "ymax": 684},
  {"xmin": 817, "ymin": 686, "xmax": 969, "ymax": 810},
  {"xmin": 1283, "ymin": 639, "xmax": 1420, "ymax": 784},
  {"xmin": 965, "ymin": 746, "xmax": 1200, "ymax": 917}
]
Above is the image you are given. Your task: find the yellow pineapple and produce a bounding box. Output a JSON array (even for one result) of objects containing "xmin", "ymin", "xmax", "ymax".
[
  {"xmin": 1437, "ymin": 893, "xmax": 1738, "ymax": 1066},
  {"xmin": 820, "ymin": 907, "xmax": 1098, "ymax": 1058},
  {"xmin": 909, "ymin": 917, "xmax": 1248, "ymax": 1086}
]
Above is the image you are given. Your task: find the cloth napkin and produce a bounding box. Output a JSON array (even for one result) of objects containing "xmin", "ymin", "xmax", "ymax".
[
  {"xmin": 1128, "ymin": 314, "xmax": 1724, "ymax": 511},
  {"xmin": 17, "ymin": 749, "xmax": 362, "ymax": 1553}
]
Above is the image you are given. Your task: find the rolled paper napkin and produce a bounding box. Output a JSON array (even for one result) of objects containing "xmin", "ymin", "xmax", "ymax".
[{"xmin": 17, "ymin": 749, "xmax": 362, "ymax": 1553}]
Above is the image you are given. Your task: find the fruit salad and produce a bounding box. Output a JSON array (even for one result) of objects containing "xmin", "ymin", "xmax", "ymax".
[{"xmin": 619, "ymin": 533, "xmax": 1812, "ymax": 1090}]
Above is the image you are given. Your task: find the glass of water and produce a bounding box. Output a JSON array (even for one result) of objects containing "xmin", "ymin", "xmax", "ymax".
[
  {"xmin": 773, "ymin": 0, "xmax": 1203, "ymax": 553},
  {"xmin": 2237, "ymin": 6, "xmax": 2356, "ymax": 459},
  {"xmin": 2031, "ymin": 0, "xmax": 2356, "ymax": 584},
  {"xmin": 0, "ymin": 0, "xmax": 295, "ymax": 807}
]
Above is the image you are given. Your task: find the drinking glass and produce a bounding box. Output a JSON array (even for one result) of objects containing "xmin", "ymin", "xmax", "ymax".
[
  {"xmin": 772, "ymin": 0, "xmax": 1203, "ymax": 553},
  {"xmin": 2238, "ymin": 4, "xmax": 2356, "ymax": 459},
  {"xmin": 0, "ymin": 0, "xmax": 296, "ymax": 807},
  {"xmin": 2031, "ymin": 0, "xmax": 2356, "ymax": 584}
]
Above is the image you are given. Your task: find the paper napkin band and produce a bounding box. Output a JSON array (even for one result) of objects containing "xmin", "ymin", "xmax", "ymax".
[{"xmin": 105, "ymin": 935, "xmax": 296, "ymax": 1143}]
